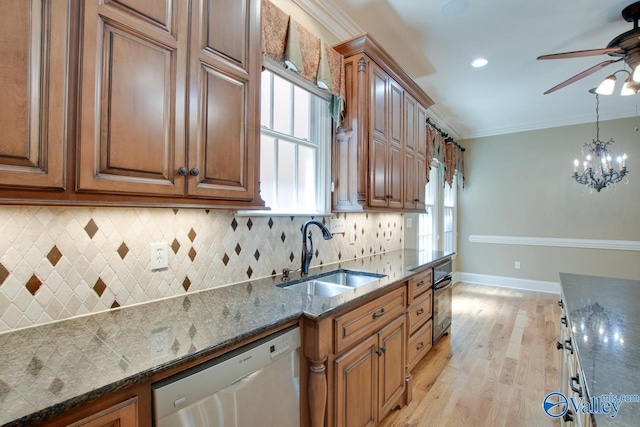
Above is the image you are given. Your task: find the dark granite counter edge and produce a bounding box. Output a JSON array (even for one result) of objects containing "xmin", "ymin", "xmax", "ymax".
[{"xmin": 2, "ymin": 250, "xmax": 453, "ymax": 427}]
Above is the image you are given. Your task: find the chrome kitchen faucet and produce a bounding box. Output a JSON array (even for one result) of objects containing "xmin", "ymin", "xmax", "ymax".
[{"xmin": 301, "ymin": 220, "xmax": 332, "ymax": 275}]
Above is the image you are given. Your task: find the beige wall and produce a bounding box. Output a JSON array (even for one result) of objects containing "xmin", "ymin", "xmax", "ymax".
[{"xmin": 458, "ymin": 116, "xmax": 640, "ymax": 283}]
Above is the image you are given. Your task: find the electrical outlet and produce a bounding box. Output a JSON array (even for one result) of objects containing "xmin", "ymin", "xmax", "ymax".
[
  {"xmin": 406, "ymin": 217, "xmax": 413, "ymax": 228},
  {"xmin": 150, "ymin": 328, "xmax": 169, "ymax": 359},
  {"xmin": 349, "ymin": 230, "xmax": 356, "ymax": 245},
  {"xmin": 515, "ymin": 261, "xmax": 521, "ymax": 270},
  {"xmin": 150, "ymin": 242, "xmax": 169, "ymax": 270}
]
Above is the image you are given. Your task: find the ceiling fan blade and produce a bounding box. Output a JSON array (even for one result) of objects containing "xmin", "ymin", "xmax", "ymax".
[
  {"xmin": 537, "ymin": 47, "xmax": 621, "ymax": 60},
  {"xmin": 543, "ymin": 59, "xmax": 621, "ymax": 94}
]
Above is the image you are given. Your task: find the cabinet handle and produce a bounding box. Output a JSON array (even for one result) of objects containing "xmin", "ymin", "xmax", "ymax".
[
  {"xmin": 372, "ymin": 307, "xmax": 386, "ymax": 319},
  {"xmin": 416, "ymin": 342, "xmax": 425, "ymax": 350},
  {"xmin": 570, "ymin": 375, "xmax": 583, "ymax": 397},
  {"xmin": 556, "ymin": 341, "xmax": 564, "ymax": 350},
  {"xmin": 558, "ymin": 300, "xmax": 564, "ymax": 308},
  {"xmin": 189, "ymin": 167, "xmax": 200, "ymax": 176},
  {"xmin": 416, "ymin": 280, "xmax": 426, "ymax": 287},
  {"xmin": 414, "ymin": 198, "xmax": 420, "ymax": 202},
  {"xmin": 564, "ymin": 338, "xmax": 573, "ymax": 354},
  {"xmin": 386, "ymin": 194, "xmax": 393, "ymax": 199},
  {"xmin": 561, "ymin": 316, "xmax": 567, "ymax": 326},
  {"xmin": 376, "ymin": 346, "xmax": 386, "ymax": 356},
  {"xmin": 563, "ymin": 410, "xmax": 574, "ymax": 422},
  {"xmin": 416, "ymin": 308, "xmax": 424, "ymax": 316},
  {"xmin": 177, "ymin": 166, "xmax": 188, "ymax": 176}
]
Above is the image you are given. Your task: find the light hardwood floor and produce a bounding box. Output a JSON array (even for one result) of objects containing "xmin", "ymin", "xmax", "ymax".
[{"xmin": 380, "ymin": 282, "xmax": 562, "ymax": 427}]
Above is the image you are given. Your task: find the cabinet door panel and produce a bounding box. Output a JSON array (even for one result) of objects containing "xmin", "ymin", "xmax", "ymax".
[
  {"xmin": 77, "ymin": 1, "xmax": 187, "ymax": 196},
  {"xmin": 388, "ymin": 142, "xmax": 403, "ymax": 209},
  {"xmin": 404, "ymin": 151, "xmax": 416, "ymax": 209},
  {"xmin": 335, "ymin": 335, "xmax": 378, "ymax": 427},
  {"xmin": 369, "ymin": 137, "xmax": 388, "ymax": 208},
  {"xmin": 378, "ymin": 316, "xmax": 406, "ymax": 419},
  {"xmin": 204, "ymin": 0, "xmax": 248, "ymax": 67},
  {"xmin": 0, "ymin": 0, "xmax": 69, "ymax": 189},
  {"xmin": 190, "ymin": 65, "xmax": 248, "ymax": 196},
  {"xmin": 370, "ymin": 65, "xmax": 388, "ymax": 139},
  {"xmin": 389, "ymin": 80, "xmax": 403, "ymax": 147},
  {"xmin": 187, "ymin": 0, "xmax": 260, "ymax": 201}
]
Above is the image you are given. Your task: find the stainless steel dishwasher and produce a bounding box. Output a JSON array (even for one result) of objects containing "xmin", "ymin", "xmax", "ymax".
[{"xmin": 153, "ymin": 325, "xmax": 300, "ymax": 427}]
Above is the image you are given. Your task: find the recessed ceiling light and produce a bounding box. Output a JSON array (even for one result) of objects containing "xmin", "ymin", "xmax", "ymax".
[
  {"xmin": 471, "ymin": 58, "xmax": 488, "ymax": 68},
  {"xmin": 441, "ymin": 0, "xmax": 469, "ymax": 17}
]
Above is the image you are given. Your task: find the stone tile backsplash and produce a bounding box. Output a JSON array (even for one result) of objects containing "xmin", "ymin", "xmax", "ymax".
[{"xmin": 0, "ymin": 207, "xmax": 403, "ymax": 333}]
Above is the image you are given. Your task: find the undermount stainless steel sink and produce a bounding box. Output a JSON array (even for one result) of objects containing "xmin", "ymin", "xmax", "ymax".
[{"xmin": 281, "ymin": 270, "xmax": 385, "ymax": 297}]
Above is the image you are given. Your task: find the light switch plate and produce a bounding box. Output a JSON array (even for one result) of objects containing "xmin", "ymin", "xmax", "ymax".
[{"xmin": 329, "ymin": 218, "xmax": 346, "ymax": 234}]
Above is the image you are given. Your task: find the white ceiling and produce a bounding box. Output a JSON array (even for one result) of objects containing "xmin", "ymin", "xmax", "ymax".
[{"xmin": 296, "ymin": 0, "xmax": 640, "ymax": 139}]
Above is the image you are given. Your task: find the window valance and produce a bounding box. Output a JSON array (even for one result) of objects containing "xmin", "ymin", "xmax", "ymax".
[{"xmin": 261, "ymin": 0, "xmax": 345, "ymax": 124}]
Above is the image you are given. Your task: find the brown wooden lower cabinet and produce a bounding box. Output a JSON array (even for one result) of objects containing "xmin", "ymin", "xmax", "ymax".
[{"xmin": 41, "ymin": 382, "xmax": 151, "ymax": 427}]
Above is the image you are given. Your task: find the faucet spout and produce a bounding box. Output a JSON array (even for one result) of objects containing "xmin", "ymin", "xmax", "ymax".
[{"xmin": 301, "ymin": 220, "xmax": 332, "ymax": 275}]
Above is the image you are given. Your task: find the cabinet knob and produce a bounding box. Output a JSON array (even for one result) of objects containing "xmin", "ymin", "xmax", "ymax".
[
  {"xmin": 189, "ymin": 167, "xmax": 200, "ymax": 176},
  {"xmin": 414, "ymin": 198, "xmax": 420, "ymax": 202},
  {"xmin": 416, "ymin": 308, "xmax": 424, "ymax": 316},
  {"xmin": 556, "ymin": 341, "xmax": 564, "ymax": 350},
  {"xmin": 386, "ymin": 194, "xmax": 393, "ymax": 199},
  {"xmin": 177, "ymin": 166, "xmax": 188, "ymax": 176},
  {"xmin": 560, "ymin": 316, "xmax": 567, "ymax": 326},
  {"xmin": 376, "ymin": 346, "xmax": 386, "ymax": 356},
  {"xmin": 558, "ymin": 300, "xmax": 564, "ymax": 308},
  {"xmin": 564, "ymin": 338, "xmax": 573, "ymax": 354}
]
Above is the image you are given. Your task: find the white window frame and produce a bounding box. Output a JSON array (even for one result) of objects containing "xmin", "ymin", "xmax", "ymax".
[
  {"xmin": 418, "ymin": 160, "xmax": 458, "ymax": 253},
  {"xmin": 250, "ymin": 60, "xmax": 332, "ymax": 215}
]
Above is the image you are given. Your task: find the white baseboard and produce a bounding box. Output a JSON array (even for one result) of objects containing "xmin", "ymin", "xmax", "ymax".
[{"xmin": 455, "ymin": 272, "xmax": 560, "ymax": 294}]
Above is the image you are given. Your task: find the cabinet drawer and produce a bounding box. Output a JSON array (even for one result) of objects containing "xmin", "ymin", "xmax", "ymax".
[
  {"xmin": 334, "ymin": 286, "xmax": 406, "ymax": 354},
  {"xmin": 408, "ymin": 319, "xmax": 432, "ymax": 371},
  {"xmin": 407, "ymin": 290, "xmax": 432, "ymax": 335},
  {"xmin": 408, "ymin": 269, "xmax": 432, "ymax": 303}
]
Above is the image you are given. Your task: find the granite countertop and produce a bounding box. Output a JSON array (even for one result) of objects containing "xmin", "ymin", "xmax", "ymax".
[
  {"xmin": 0, "ymin": 249, "xmax": 452, "ymax": 426},
  {"xmin": 559, "ymin": 273, "xmax": 640, "ymax": 426}
]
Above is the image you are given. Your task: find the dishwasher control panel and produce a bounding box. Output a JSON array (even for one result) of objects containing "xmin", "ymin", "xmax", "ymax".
[{"xmin": 269, "ymin": 328, "xmax": 301, "ymax": 359}]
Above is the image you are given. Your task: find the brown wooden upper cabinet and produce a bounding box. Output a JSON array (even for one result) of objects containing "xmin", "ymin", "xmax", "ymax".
[
  {"xmin": 76, "ymin": 0, "xmax": 263, "ymax": 204},
  {"xmin": 332, "ymin": 34, "xmax": 434, "ymax": 213},
  {"xmin": 0, "ymin": 0, "xmax": 72, "ymax": 190}
]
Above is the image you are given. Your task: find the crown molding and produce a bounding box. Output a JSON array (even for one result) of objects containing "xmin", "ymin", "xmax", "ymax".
[
  {"xmin": 292, "ymin": 0, "xmax": 362, "ymax": 41},
  {"xmin": 463, "ymin": 110, "xmax": 636, "ymax": 139},
  {"xmin": 426, "ymin": 105, "xmax": 464, "ymax": 140}
]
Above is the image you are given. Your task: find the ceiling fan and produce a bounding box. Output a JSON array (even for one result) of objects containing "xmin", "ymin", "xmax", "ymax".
[{"xmin": 538, "ymin": 1, "xmax": 640, "ymax": 95}]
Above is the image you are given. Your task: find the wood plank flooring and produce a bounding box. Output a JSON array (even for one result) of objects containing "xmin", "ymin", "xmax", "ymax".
[{"xmin": 379, "ymin": 282, "xmax": 562, "ymax": 427}]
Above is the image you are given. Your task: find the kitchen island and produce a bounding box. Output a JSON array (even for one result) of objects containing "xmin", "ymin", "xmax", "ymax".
[
  {"xmin": 0, "ymin": 249, "xmax": 452, "ymax": 426},
  {"xmin": 559, "ymin": 273, "xmax": 640, "ymax": 426}
]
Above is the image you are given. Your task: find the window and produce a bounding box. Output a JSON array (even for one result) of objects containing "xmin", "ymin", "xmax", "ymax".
[
  {"xmin": 418, "ymin": 165, "xmax": 439, "ymax": 251},
  {"xmin": 443, "ymin": 175, "xmax": 457, "ymax": 253},
  {"xmin": 418, "ymin": 161, "xmax": 457, "ymax": 253},
  {"xmin": 259, "ymin": 68, "xmax": 331, "ymax": 214}
]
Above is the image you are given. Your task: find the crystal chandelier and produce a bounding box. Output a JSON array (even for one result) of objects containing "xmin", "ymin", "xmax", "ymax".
[{"xmin": 572, "ymin": 91, "xmax": 629, "ymax": 192}]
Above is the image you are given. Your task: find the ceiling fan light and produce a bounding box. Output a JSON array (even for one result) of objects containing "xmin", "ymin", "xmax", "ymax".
[
  {"xmin": 621, "ymin": 78, "xmax": 637, "ymax": 96},
  {"xmin": 595, "ymin": 75, "xmax": 616, "ymax": 95},
  {"xmin": 633, "ymin": 65, "xmax": 640, "ymax": 82}
]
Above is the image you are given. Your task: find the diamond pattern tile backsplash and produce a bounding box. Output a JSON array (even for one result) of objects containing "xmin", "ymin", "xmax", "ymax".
[{"xmin": 0, "ymin": 207, "xmax": 403, "ymax": 333}]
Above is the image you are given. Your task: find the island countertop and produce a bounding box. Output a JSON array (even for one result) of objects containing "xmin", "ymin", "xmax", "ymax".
[
  {"xmin": 0, "ymin": 249, "xmax": 452, "ymax": 426},
  {"xmin": 559, "ymin": 273, "xmax": 640, "ymax": 426}
]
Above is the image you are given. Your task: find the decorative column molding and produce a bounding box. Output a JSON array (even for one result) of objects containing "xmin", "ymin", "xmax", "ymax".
[{"xmin": 308, "ymin": 358, "xmax": 328, "ymax": 427}]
